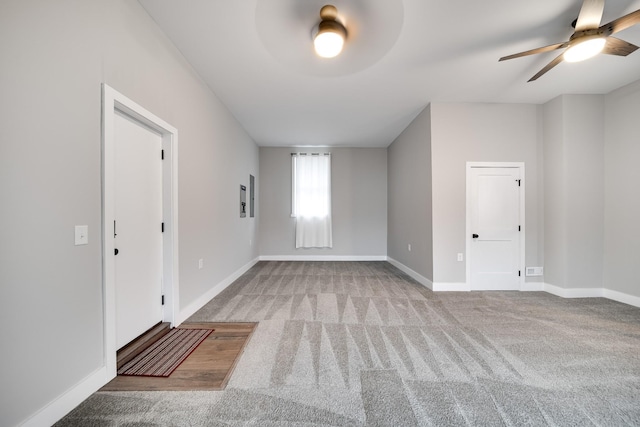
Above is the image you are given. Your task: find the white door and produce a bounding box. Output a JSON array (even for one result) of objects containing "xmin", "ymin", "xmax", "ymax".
[
  {"xmin": 114, "ymin": 112, "xmax": 163, "ymax": 349},
  {"xmin": 469, "ymin": 166, "xmax": 522, "ymax": 290}
]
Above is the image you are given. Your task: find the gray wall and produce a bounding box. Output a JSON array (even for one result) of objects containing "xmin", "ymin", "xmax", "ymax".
[
  {"xmin": 542, "ymin": 97, "xmax": 566, "ymax": 288},
  {"xmin": 564, "ymin": 95, "xmax": 604, "ymax": 289},
  {"xmin": 430, "ymin": 103, "xmax": 542, "ymax": 284},
  {"xmin": 259, "ymin": 147, "xmax": 387, "ymax": 257},
  {"xmin": 0, "ymin": 1, "xmax": 258, "ymax": 425},
  {"xmin": 387, "ymin": 106, "xmax": 433, "ymax": 280},
  {"xmin": 604, "ymin": 80, "xmax": 640, "ymax": 297},
  {"xmin": 542, "ymin": 95, "xmax": 605, "ymax": 290}
]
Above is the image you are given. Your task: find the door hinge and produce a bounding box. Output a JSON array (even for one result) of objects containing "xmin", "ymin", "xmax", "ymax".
[
  {"xmin": 161, "ymin": 222, "xmax": 164, "ymax": 233},
  {"xmin": 161, "ymin": 295, "xmax": 165, "ymax": 305},
  {"xmin": 518, "ymin": 225, "xmax": 521, "ymax": 231},
  {"xmin": 518, "ymin": 270, "xmax": 521, "ymax": 277},
  {"xmin": 516, "ymin": 179, "xmax": 521, "ymax": 187},
  {"xmin": 161, "ymin": 149, "xmax": 164, "ymax": 160}
]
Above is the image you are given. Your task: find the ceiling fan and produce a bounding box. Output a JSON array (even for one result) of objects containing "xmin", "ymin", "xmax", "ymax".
[{"xmin": 500, "ymin": 0, "xmax": 640, "ymax": 81}]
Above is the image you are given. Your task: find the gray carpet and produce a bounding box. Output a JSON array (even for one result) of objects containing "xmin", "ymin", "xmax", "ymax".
[{"xmin": 58, "ymin": 261, "xmax": 640, "ymax": 426}]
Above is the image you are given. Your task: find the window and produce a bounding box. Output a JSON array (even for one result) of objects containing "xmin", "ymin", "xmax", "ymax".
[{"xmin": 291, "ymin": 153, "xmax": 332, "ymax": 248}]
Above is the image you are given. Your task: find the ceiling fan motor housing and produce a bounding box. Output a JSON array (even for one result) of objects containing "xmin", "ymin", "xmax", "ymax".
[
  {"xmin": 570, "ymin": 28, "xmax": 604, "ymax": 42},
  {"xmin": 318, "ymin": 19, "xmax": 347, "ymax": 39}
]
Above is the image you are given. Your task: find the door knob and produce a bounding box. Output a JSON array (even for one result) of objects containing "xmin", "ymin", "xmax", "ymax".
[
  {"xmin": 114, "ymin": 248, "xmax": 119, "ymax": 255},
  {"xmin": 472, "ymin": 234, "xmax": 479, "ymax": 239}
]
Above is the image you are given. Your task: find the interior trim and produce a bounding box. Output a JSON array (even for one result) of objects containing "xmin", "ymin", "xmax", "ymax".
[{"xmin": 259, "ymin": 255, "xmax": 387, "ymax": 261}]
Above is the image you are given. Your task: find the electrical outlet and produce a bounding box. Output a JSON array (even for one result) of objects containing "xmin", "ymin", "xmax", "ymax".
[
  {"xmin": 457, "ymin": 253, "xmax": 463, "ymax": 262},
  {"xmin": 198, "ymin": 259, "xmax": 204, "ymax": 269},
  {"xmin": 408, "ymin": 244, "xmax": 411, "ymax": 251}
]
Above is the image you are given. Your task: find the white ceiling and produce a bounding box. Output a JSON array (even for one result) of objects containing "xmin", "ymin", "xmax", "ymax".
[{"xmin": 139, "ymin": 0, "xmax": 640, "ymax": 148}]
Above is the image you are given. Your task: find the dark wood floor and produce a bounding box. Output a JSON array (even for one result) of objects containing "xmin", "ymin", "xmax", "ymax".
[{"xmin": 101, "ymin": 322, "xmax": 257, "ymax": 391}]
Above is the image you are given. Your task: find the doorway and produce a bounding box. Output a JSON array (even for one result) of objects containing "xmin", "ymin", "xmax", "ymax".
[
  {"xmin": 102, "ymin": 84, "xmax": 179, "ymax": 378},
  {"xmin": 466, "ymin": 163, "xmax": 524, "ymax": 291}
]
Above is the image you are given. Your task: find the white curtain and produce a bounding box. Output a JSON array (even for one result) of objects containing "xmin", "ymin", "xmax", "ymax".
[{"xmin": 292, "ymin": 153, "xmax": 332, "ymax": 248}]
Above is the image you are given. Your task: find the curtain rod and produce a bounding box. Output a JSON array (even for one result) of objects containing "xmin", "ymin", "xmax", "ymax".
[{"xmin": 291, "ymin": 152, "xmax": 331, "ymax": 156}]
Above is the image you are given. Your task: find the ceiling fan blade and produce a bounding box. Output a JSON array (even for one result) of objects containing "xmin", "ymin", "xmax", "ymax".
[
  {"xmin": 600, "ymin": 9, "xmax": 640, "ymax": 36},
  {"xmin": 528, "ymin": 53, "xmax": 565, "ymax": 82},
  {"xmin": 575, "ymin": 0, "xmax": 605, "ymax": 31},
  {"xmin": 499, "ymin": 42, "xmax": 568, "ymax": 61},
  {"xmin": 602, "ymin": 37, "xmax": 639, "ymax": 56}
]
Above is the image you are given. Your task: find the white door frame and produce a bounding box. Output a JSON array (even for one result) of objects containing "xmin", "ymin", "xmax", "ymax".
[
  {"xmin": 102, "ymin": 84, "xmax": 179, "ymax": 378},
  {"xmin": 465, "ymin": 162, "xmax": 525, "ymax": 290}
]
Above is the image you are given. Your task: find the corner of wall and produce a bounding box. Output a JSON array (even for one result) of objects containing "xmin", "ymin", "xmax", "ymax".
[
  {"xmin": 387, "ymin": 257, "xmax": 433, "ymax": 290},
  {"xmin": 178, "ymin": 257, "xmax": 259, "ymax": 324}
]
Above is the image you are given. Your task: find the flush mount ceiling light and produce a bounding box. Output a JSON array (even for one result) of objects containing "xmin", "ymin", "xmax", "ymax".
[
  {"xmin": 313, "ymin": 5, "xmax": 347, "ymax": 58},
  {"xmin": 255, "ymin": 0, "xmax": 403, "ymax": 76}
]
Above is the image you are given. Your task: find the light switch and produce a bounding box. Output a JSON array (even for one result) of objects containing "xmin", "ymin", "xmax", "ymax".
[{"xmin": 75, "ymin": 225, "xmax": 88, "ymax": 245}]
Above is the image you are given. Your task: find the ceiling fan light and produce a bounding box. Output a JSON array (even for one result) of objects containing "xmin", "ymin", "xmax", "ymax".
[
  {"xmin": 314, "ymin": 29, "xmax": 345, "ymax": 58},
  {"xmin": 564, "ymin": 37, "xmax": 606, "ymax": 62},
  {"xmin": 313, "ymin": 5, "xmax": 347, "ymax": 58}
]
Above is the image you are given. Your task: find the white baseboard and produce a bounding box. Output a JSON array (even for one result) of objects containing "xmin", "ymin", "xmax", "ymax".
[
  {"xmin": 258, "ymin": 255, "xmax": 387, "ymax": 261},
  {"xmin": 386, "ymin": 257, "xmax": 433, "ymax": 290},
  {"xmin": 543, "ymin": 283, "xmax": 604, "ymax": 299},
  {"xmin": 541, "ymin": 283, "xmax": 640, "ymax": 309},
  {"xmin": 366, "ymin": 261, "xmax": 640, "ymax": 309},
  {"xmin": 432, "ymin": 282, "xmax": 471, "ymax": 292},
  {"xmin": 20, "ymin": 367, "xmax": 107, "ymax": 427},
  {"xmin": 177, "ymin": 257, "xmax": 259, "ymax": 324},
  {"xmin": 603, "ymin": 288, "xmax": 640, "ymax": 308}
]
